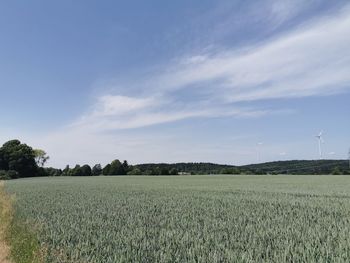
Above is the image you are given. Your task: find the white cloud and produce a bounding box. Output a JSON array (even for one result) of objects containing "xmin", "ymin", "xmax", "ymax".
[
  {"xmin": 73, "ymin": 94, "xmax": 269, "ymax": 131},
  {"xmin": 154, "ymin": 6, "xmax": 350, "ymax": 103},
  {"xmin": 269, "ymin": 0, "xmax": 311, "ymax": 24},
  {"xmin": 71, "ymin": 6, "xmax": 350, "ymax": 133},
  {"xmin": 91, "ymin": 95, "xmax": 156, "ymax": 117}
]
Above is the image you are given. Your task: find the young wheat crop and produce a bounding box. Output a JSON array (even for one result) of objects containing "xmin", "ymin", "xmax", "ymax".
[{"xmin": 5, "ymin": 175, "xmax": 350, "ymax": 262}]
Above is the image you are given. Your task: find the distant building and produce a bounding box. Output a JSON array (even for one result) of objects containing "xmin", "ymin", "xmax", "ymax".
[{"xmin": 178, "ymin": 172, "xmax": 191, "ymax": 175}]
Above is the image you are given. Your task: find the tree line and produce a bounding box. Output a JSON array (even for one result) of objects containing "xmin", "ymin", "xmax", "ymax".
[
  {"xmin": 1, "ymin": 139, "xmax": 349, "ymax": 180},
  {"xmin": 45, "ymin": 160, "xmax": 180, "ymax": 177},
  {"xmin": 0, "ymin": 139, "xmax": 179, "ymax": 179}
]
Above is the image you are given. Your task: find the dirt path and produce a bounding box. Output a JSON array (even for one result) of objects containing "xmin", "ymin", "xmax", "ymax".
[
  {"xmin": 0, "ymin": 245, "xmax": 11, "ymax": 263},
  {"xmin": 0, "ymin": 181, "xmax": 12, "ymax": 263}
]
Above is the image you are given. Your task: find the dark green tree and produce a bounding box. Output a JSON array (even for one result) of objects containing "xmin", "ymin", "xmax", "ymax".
[
  {"xmin": 220, "ymin": 168, "xmax": 231, "ymax": 174},
  {"xmin": 160, "ymin": 168, "xmax": 169, "ymax": 175},
  {"xmin": 150, "ymin": 167, "xmax": 161, "ymax": 175},
  {"xmin": 0, "ymin": 150, "xmax": 5, "ymax": 170},
  {"xmin": 62, "ymin": 165, "xmax": 70, "ymax": 176},
  {"xmin": 332, "ymin": 167, "xmax": 342, "ymax": 175},
  {"xmin": 0, "ymin": 170, "xmax": 18, "ymax": 180},
  {"xmin": 122, "ymin": 160, "xmax": 129, "ymax": 173},
  {"xmin": 169, "ymin": 168, "xmax": 178, "ymax": 175},
  {"xmin": 102, "ymin": 164, "xmax": 111, "ymax": 175},
  {"xmin": 71, "ymin": 165, "xmax": 82, "ymax": 176},
  {"xmin": 92, "ymin": 164, "xmax": 102, "ymax": 176},
  {"xmin": 0, "ymin": 140, "xmax": 38, "ymax": 178},
  {"xmin": 109, "ymin": 159, "xmax": 126, "ymax": 175},
  {"xmin": 81, "ymin": 164, "xmax": 92, "ymax": 176},
  {"xmin": 44, "ymin": 167, "xmax": 62, "ymax": 177},
  {"xmin": 127, "ymin": 168, "xmax": 142, "ymax": 175}
]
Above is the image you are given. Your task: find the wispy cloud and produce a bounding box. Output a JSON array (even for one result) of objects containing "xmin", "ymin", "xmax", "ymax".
[
  {"xmin": 90, "ymin": 95, "xmax": 157, "ymax": 117},
  {"xmin": 74, "ymin": 94, "xmax": 269, "ymax": 131},
  {"xmin": 77, "ymin": 5, "xmax": 350, "ymax": 132},
  {"xmin": 269, "ymin": 0, "xmax": 313, "ymax": 25},
  {"xmin": 181, "ymin": 0, "xmax": 317, "ymax": 49},
  {"xmin": 156, "ymin": 6, "xmax": 350, "ymax": 102}
]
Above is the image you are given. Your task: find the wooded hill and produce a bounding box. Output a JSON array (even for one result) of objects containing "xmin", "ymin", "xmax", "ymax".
[{"xmin": 135, "ymin": 160, "xmax": 350, "ymax": 175}]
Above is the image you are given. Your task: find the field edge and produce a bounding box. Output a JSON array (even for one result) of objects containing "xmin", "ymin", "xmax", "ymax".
[{"xmin": 0, "ymin": 181, "xmax": 44, "ymax": 263}]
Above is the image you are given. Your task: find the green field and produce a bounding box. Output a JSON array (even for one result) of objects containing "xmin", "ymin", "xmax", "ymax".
[{"xmin": 5, "ymin": 175, "xmax": 350, "ymax": 262}]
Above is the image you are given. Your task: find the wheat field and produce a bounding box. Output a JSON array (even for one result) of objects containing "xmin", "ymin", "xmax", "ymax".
[{"xmin": 5, "ymin": 175, "xmax": 350, "ymax": 262}]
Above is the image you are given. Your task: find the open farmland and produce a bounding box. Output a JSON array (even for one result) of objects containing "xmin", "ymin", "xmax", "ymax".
[{"xmin": 4, "ymin": 175, "xmax": 350, "ymax": 262}]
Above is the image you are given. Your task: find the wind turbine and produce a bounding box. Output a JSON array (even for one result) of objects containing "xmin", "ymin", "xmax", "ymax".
[{"xmin": 315, "ymin": 131, "xmax": 324, "ymax": 159}]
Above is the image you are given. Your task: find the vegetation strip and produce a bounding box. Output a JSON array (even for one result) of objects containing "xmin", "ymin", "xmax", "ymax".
[
  {"xmin": 0, "ymin": 182, "xmax": 42, "ymax": 263},
  {"xmin": 0, "ymin": 182, "xmax": 13, "ymax": 263}
]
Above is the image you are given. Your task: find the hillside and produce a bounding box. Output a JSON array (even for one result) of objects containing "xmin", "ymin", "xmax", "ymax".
[{"xmin": 134, "ymin": 160, "xmax": 350, "ymax": 175}]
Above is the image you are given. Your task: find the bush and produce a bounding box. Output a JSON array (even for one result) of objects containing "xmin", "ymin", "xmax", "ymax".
[
  {"xmin": 127, "ymin": 168, "xmax": 142, "ymax": 175},
  {"xmin": 332, "ymin": 167, "xmax": 342, "ymax": 175},
  {"xmin": 0, "ymin": 170, "xmax": 10, "ymax": 180},
  {"xmin": 0, "ymin": 170, "xmax": 19, "ymax": 180},
  {"xmin": 169, "ymin": 168, "xmax": 178, "ymax": 175},
  {"xmin": 92, "ymin": 164, "xmax": 102, "ymax": 176}
]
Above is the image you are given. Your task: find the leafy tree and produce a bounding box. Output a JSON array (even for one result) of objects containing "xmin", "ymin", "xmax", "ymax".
[
  {"xmin": 220, "ymin": 168, "xmax": 231, "ymax": 174},
  {"xmin": 220, "ymin": 168, "xmax": 241, "ymax": 174},
  {"xmin": 127, "ymin": 168, "xmax": 142, "ymax": 175},
  {"xmin": 0, "ymin": 150, "xmax": 5, "ymax": 170},
  {"xmin": 143, "ymin": 170, "xmax": 152, "ymax": 175},
  {"xmin": 109, "ymin": 159, "xmax": 126, "ymax": 175},
  {"xmin": 92, "ymin": 164, "xmax": 102, "ymax": 176},
  {"xmin": 34, "ymin": 149, "xmax": 50, "ymax": 167},
  {"xmin": 0, "ymin": 170, "xmax": 10, "ymax": 180},
  {"xmin": 169, "ymin": 168, "xmax": 178, "ymax": 175},
  {"xmin": 43, "ymin": 167, "xmax": 62, "ymax": 177},
  {"xmin": 332, "ymin": 167, "xmax": 342, "ymax": 175},
  {"xmin": 150, "ymin": 167, "xmax": 160, "ymax": 175},
  {"xmin": 81, "ymin": 164, "xmax": 92, "ymax": 176},
  {"xmin": 71, "ymin": 165, "xmax": 82, "ymax": 176},
  {"xmin": 0, "ymin": 140, "xmax": 38, "ymax": 177},
  {"xmin": 102, "ymin": 164, "xmax": 111, "ymax": 175},
  {"xmin": 0, "ymin": 170, "xmax": 18, "ymax": 180},
  {"xmin": 62, "ymin": 165, "xmax": 70, "ymax": 176},
  {"xmin": 160, "ymin": 168, "xmax": 169, "ymax": 175},
  {"xmin": 122, "ymin": 160, "xmax": 129, "ymax": 173},
  {"xmin": 233, "ymin": 168, "xmax": 240, "ymax": 174}
]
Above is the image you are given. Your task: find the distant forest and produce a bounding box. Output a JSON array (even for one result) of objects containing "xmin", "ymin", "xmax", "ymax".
[
  {"xmin": 134, "ymin": 160, "xmax": 350, "ymax": 175},
  {"xmin": 0, "ymin": 139, "xmax": 349, "ymax": 180}
]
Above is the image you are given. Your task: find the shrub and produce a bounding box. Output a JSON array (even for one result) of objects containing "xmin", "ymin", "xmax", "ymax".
[
  {"xmin": 0, "ymin": 170, "xmax": 18, "ymax": 180},
  {"xmin": 0, "ymin": 170, "xmax": 11, "ymax": 180}
]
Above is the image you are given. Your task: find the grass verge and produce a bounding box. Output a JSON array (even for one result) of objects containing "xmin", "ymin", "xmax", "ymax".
[{"xmin": 0, "ymin": 181, "xmax": 43, "ymax": 263}]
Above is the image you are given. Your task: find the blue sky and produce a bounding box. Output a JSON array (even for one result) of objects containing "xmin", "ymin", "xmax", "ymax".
[{"xmin": 0, "ymin": 0, "xmax": 349, "ymax": 167}]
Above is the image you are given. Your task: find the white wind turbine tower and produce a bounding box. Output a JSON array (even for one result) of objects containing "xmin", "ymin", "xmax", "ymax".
[{"xmin": 315, "ymin": 131, "xmax": 324, "ymax": 159}]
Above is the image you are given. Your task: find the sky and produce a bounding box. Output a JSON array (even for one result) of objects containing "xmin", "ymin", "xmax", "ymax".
[{"xmin": 0, "ymin": 0, "xmax": 349, "ymax": 168}]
